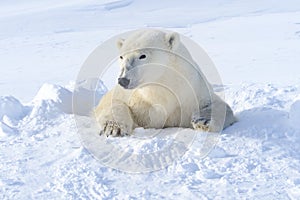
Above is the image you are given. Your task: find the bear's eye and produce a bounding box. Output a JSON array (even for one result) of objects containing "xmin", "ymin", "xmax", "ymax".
[
  {"xmin": 120, "ymin": 56, "xmax": 123, "ymax": 59},
  {"xmin": 139, "ymin": 54, "xmax": 146, "ymax": 60}
]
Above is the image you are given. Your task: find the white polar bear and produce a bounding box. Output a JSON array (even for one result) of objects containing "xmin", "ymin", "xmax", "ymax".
[{"xmin": 95, "ymin": 29, "xmax": 236, "ymax": 137}]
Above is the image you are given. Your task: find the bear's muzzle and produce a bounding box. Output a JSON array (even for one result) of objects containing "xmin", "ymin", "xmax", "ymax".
[{"xmin": 118, "ymin": 77, "xmax": 130, "ymax": 88}]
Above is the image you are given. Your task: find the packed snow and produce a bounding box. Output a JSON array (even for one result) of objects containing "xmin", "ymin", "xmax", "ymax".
[{"xmin": 1, "ymin": 0, "xmax": 300, "ymax": 199}]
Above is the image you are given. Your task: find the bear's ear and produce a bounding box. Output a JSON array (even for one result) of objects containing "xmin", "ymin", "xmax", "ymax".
[
  {"xmin": 117, "ymin": 38, "xmax": 125, "ymax": 49},
  {"xmin": 165, "ymin": 32, "xmax": 180, "ymax": 50}
]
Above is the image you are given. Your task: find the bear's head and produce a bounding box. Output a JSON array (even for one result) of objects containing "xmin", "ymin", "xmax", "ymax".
[{"xmin": 116, "ymin": 29, "xmax": 180, "ymax": 89}]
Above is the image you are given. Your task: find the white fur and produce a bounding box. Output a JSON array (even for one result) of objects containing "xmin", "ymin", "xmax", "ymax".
[{"xmin": 95, "ymin": 29, "xmax": 236, "ymax": 136}]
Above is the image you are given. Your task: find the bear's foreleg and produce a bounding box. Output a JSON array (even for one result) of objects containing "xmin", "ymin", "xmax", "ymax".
[{"xmin": 95, "ymin": 90, "xmax": 135, "ymax": 137}]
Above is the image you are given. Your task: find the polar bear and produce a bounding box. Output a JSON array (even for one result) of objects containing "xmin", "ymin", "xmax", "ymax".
[{"xmin": 95, "ymin": 29, "xmax": 236, "ymax": 137}]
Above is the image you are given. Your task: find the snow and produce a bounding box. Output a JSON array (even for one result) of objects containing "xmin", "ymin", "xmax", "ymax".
[
  {"xmin": 0, "ymin": 96, "xmax": 27, "ymax": 121},
  {"xmin": 1, "ymin": 0, "xmax": 300, "ymax": 199},
  {"xmin": 290, "ymin": 99, "xmax": 300, "ymax": 130}
]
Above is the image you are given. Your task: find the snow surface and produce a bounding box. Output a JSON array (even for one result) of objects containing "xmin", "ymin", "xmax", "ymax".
[{"xmin": 1, "ymin": 0, "xmax": 300, "ymax": 199}]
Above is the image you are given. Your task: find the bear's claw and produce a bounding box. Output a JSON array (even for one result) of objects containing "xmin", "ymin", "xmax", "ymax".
[
  {"xmin": 191, "ymin": 117, "xmax": 211, "ymax": 132},
  {"xmin": 100, "ymin": 120, "xmax": 129, "ymax": 137}
]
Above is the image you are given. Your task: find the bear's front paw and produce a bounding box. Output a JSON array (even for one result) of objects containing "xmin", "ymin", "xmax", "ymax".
[
  {"xmin": 191, "ymin": 117, "xmax": 211, "ymax": 132},
  {"xmin": 100, "ymin": 120, "xmax": 130, "ymax": 137}
]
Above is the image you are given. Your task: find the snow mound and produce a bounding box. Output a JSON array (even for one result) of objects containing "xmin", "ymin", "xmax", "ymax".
[
  {"xmin": 0, "ymin": 96, "xmax": 26, "ymax": 121},
  {"xmin": 28, "ymin": 81, "xmax": 107, "ymax": 118},
  {"xmin": 33, "ymin": 83, "xmax": 73, "ymax": 114},
  {"xmin": 228, "ymin": 84, "xmax": 299, "ymax": 112}
]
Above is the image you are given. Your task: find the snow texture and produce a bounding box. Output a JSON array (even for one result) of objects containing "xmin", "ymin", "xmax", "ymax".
[{"xmin": 1, "ymin": 0, "xmax": 300, "ymax": 199}]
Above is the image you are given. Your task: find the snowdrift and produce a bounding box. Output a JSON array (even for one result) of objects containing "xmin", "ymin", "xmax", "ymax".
[{"xmin": 1, "ymin": 82, "xmax": 300, "ymax": 199}]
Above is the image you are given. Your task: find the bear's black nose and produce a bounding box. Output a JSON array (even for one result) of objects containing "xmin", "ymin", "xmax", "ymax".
[{"xmin": 118, "ymin": 77, "xmax": 130, "ymax": 88}]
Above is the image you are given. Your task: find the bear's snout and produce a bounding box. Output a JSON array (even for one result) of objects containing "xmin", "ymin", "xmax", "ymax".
[{"xmin": 118, "ymin": 77, "xmax": 130, "ymax": 88}]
